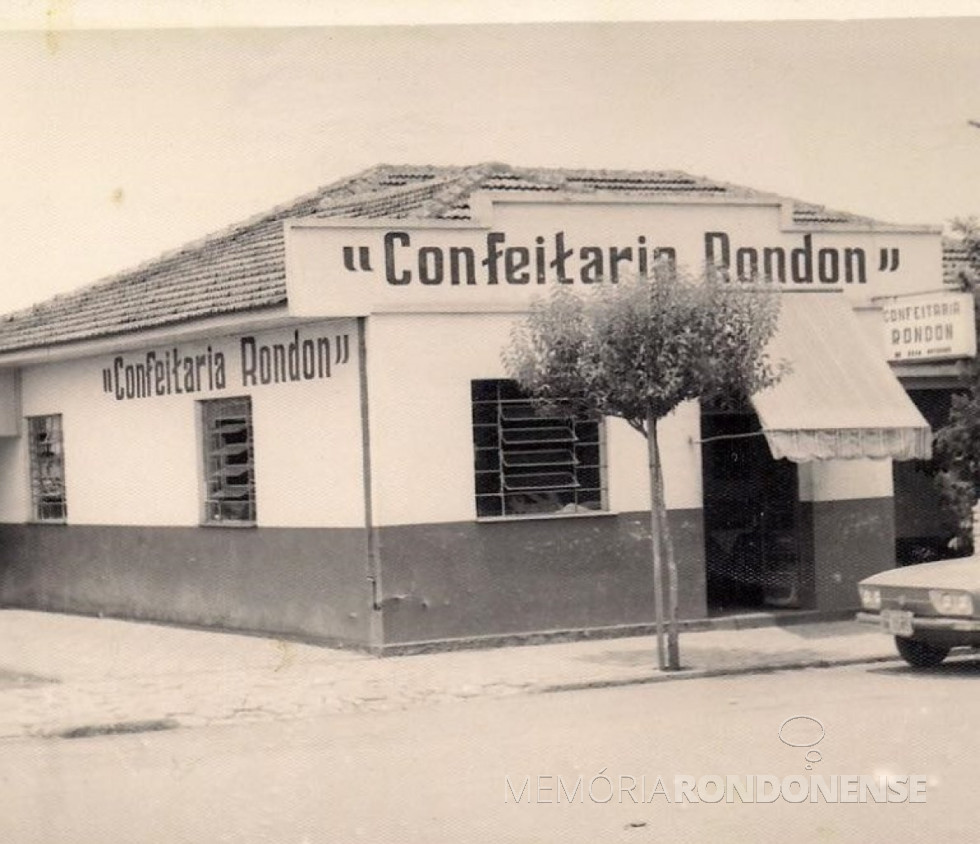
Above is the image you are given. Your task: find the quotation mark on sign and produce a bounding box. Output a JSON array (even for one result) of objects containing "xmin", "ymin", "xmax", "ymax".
[
  {"xmin": 878, "ymin": 248, "xmax": 900, "ymax": 272},
  {"xmin": 343, "ymin": 246, "xmax": 373, "ymax": 272},
  {"xmin": 335, "ymin": 334, "xmax": 350, "ymax": 365}
]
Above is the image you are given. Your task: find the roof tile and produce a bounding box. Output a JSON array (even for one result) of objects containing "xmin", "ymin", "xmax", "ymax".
[
  {"xmin": 0, "ymin": 163, "xmax": 929, "ymax": 355},
  {"xmin": 943, "ymin": 237, "xmax": 975, "ymax": 287}
]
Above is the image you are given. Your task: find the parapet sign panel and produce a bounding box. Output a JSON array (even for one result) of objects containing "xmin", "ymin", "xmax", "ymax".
[{"xmin": 284, "ymin": 202, "xmax": 942, "ymax": 316}]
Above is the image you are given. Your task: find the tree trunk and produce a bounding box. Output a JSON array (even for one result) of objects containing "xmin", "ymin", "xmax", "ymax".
[
  {"xmin": 647, "ymin": 411, "xmax": 681, "ymax": 671},
  {"xmin": 655, "ymin": 434, "xmax": 681, "ymax": 669},
  {"xmin": 646, "ymin": 410, "xmax": 667, "ymax": 670}
]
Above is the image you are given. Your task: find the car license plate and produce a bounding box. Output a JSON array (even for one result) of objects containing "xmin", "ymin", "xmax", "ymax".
[{"xmin": 881, "ymin": 609, "xmax": 914, "ymax": 637}]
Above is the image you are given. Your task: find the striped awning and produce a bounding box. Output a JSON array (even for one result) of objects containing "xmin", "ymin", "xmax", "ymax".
[{"xmin": 751, "ymin": 293, "xmax": 932, "ymax": 462}]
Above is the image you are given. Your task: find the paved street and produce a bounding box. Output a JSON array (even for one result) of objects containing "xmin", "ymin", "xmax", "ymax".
[
  {"xmin": 0, "ymin": 660, "xmax": 975, "ymax": 843},
  {"xmin": 0, "ymin": 609, "xmax": 966, "ymax": 842}
]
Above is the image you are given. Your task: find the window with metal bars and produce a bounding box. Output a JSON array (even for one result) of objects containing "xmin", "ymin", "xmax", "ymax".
[
  {"xmin": 471, "ymin": 379, "xmax": 606, "ymax": 518},
  {"xmin": 28, "ymin": 414, "xmax": 67, "ymax": 521},
  {"xmin": 201, "ymin": 397, "xmax": 256, "ymax": 524}
]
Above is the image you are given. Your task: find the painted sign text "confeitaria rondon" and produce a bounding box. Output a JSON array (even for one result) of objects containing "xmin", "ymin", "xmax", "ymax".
[
  {"xmin": 346, "ymin": 231, "xmax": 901, "ymax": 287},
  {"xmin": 881, "ymin": 291, "xmax": 977, "ymax": 362},
  {"xmin": 100, "ymin": 330, "xmax": 351, "ymax": 401}
]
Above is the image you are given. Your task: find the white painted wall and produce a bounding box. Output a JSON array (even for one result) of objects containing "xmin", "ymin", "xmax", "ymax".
[
  {"xmin": 0, "ymin": 368, "xmax": 27, "ymax": 519},
  {"xmin": 606, "ymin": 403, "xmax": 703, "ymax": 513},
  {"xmin": 365, "ymin": 300, "xmax": 895, "ymax": 524},
  {"xmin": 798, "ymin": 458, "xmax": 894, "ymax": 503},
  {"xmin": 366, "ymin": 312, "xmax": 704, "ymax": 526},
  {"xmin": 0, "ymin": 433, "xmax": 28, "ymax": 521},
  {"xmin": 0, "ymin": 319, "xmax": 365, "ymax": 528},
  {"xmin": 0, "ymin": 307, "xmax": 895, "ymax": 532},
  {"xmin": 365, "ymin": 312, "xmax": 509, "ymax": 526},
  {"xmin": 0, "ymin": 369, "xmax": 20, "ymax": 436}
]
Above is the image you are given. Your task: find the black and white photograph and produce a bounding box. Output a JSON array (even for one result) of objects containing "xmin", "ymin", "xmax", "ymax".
[{"xmin": 0, "ymin": 2, "xmax": 978, "ymax": 840}]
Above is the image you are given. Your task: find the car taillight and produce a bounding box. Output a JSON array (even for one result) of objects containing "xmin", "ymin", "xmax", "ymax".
[
  {"xmin": 858, "ymin": 585, "xmax": 882, "ymax": 610},
  {"xmin": 928, "ymin": 590, "xmax": 974, "ymax": 617}
]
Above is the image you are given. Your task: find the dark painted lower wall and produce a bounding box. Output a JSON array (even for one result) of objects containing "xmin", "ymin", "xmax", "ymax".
[
  {"xmin": 0, "ymin": 498, "xmax": 890, "ymax": 647},
  {"xmin": 377, "ymin": 509, "xmax": 707, "ymax": 645},
  {"xmin": 800, "ymin": 497, "xmax": 895, "ymax": 612},
  {"xmin": 0, "ymin": 524, "xmax": 373, "ymax": 645}
]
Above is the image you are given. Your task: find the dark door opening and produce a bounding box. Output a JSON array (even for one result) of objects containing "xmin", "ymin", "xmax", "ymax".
[
  {"xmin": 893, "ymin": 388, "xmax": 963, "ymax": 565},
  {"xmin": 701, "ymin": 405, "xmax": 805, "ymax": 612}
]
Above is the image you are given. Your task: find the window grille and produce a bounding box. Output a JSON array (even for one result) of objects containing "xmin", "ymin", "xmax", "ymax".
[
  {"xmin": 28, "ymin": 414, "xmax": 67, "ymax": 521},
  {"xmin": 201, "ymin": 397, "xmax": 256, "ymax": 523},
  {"xmin": 472, "ymin": 379, "xmax": 606, "ymax": 517}
]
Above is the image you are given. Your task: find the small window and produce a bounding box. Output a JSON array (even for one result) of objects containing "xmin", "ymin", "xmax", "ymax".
[
  {"xmin": 201, "ymin": 397, "xmax": 256, "ymax": 523},
  {"xmin": 28, "ymin": 414, "xmax": 67, "ymax": 521},
  {"xmin": 472, "ymin": 379, "xmax": 606, "ymax": 518}
]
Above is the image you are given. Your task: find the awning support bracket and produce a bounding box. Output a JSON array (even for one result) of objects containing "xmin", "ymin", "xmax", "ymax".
[{"xmin": 689, "ymin": 430, "xmax": 767, "ymax": 446}]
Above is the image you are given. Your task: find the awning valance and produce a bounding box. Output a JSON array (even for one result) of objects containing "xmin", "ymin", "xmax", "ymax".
[{"xmin": 750, "ymin": 293, "xmax": 932, "ymax": 462}]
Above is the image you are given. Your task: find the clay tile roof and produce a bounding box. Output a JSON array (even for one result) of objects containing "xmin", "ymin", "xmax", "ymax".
[
  {"xmin": 791, "ymin": 202, "xmax": 879, "ymax": 226},
  {"xmin": 943, "ymin": 237, "xmax": 976, "ymax": 287},
  {"xmin": 0, "ymin": 162, "xmax": 911, "ymax": 355}
]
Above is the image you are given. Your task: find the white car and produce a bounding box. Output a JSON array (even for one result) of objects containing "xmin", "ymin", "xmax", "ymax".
[{"xmin": 856, "ymin": 557, "xmax": 980, "ymax": 667}]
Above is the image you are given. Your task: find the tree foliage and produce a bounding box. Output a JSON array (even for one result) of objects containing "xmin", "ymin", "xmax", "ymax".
[
  {"xmin": 503, "ymin": 264, "xmax": 786, "ymax": 670},
  {"xmin": 933, "ymin": 218, "xmax": 980, "ymax": 551},
  {"xmin": 934, "ymin": 390, "xmax": 980, "ymax": 552},
  {"xmin": 503, "ymin": 265, "xmax": 787, "ymax": 434}
]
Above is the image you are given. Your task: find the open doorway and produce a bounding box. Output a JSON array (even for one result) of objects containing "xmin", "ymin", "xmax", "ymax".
[
  {"xmin": 701, "ymin": 404, "xmax": 806, "ymax": 612},
  {"xmin": 893, "ymin": 388, "xmax": 964, "ymax": 565}
]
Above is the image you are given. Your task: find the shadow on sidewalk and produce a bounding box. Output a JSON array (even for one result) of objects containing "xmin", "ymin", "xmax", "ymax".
[{"xmin": 0, "ymin": 668, "xmax": 56, "ymax": 689}]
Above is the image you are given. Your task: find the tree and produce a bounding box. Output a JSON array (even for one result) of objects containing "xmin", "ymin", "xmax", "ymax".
[
  {"xmin": 503, "ymin": 265, "xmax": 786, "ymax": 670},
  {"xmin": 933, "ymin": 218, "xmax": 980, "ymax": 553}
]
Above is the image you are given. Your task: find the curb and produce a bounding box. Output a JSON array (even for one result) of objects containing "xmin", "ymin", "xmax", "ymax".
[
  {"xmin": 533, "ymin": 654, "xmax": 902, "ymax": 695},
  {"xmin": 375, "ymin": 610, "xmax": 859, "ymax": 657}
]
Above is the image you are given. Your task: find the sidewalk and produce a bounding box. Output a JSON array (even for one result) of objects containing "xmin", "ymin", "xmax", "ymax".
[{"xmin": 0, "ymin": 610, "xmax": 899, "ymax": 741}]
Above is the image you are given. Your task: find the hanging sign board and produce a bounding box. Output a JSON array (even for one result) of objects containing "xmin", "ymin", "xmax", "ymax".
[{"xmin": 882, "ymin": 291, "xmax": 976, "ymax": 362}]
